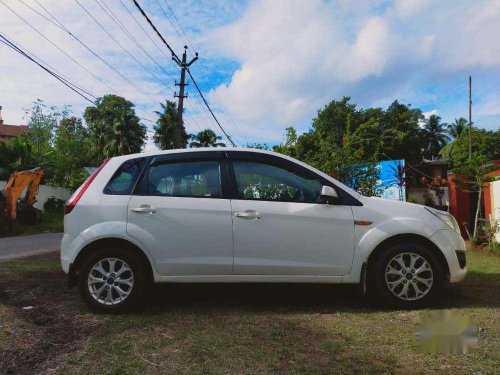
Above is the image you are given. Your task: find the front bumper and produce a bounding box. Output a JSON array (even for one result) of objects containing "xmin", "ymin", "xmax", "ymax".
[{"xmin": 429, "ymin": 229, "xmax": 467, "ymax": 283}]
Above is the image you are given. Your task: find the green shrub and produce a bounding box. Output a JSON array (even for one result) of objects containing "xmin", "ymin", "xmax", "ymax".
[{"xmin": 44, "ymin": 197, "xmax": 66, "ymax": 213}]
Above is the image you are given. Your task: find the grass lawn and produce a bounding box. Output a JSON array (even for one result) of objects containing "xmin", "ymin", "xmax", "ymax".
[
  {"xmin": 0, "ymin": 211, "xmax": 64, "ymax": 237},
  {"xmin": 0, "ymin": 251, "xmax": 498, "ymax": 375}
]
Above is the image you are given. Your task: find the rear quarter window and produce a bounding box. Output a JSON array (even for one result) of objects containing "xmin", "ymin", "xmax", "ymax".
[{"xmin": 103, "ymin": 157, "xmax": 147, "ymax": 195}]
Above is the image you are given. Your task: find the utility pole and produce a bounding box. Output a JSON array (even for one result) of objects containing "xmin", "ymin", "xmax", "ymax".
[
  {"xmin": 173, "ymin": 45, "xmax": 198, "ymax": 148},
  {"xmin": 468, "ymin": 75, "xmax": 472, "ymax": 160}
]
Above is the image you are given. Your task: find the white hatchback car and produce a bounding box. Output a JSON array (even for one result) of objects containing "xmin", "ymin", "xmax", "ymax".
[{"xmin": 61, "ymin": 148, "xmax": 466, "ymax": 313}]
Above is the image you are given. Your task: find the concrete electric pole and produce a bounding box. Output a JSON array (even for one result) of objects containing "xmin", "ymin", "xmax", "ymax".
[{"xmin": 173, "ymin": 45, "xmax": 198, "ymax": 148}]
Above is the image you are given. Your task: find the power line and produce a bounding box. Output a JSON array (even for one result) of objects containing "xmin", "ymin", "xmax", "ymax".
[
  {"xmin": 187, "ymin": 68, "xmax": 236, "ymax": 146},
  {"xmin": 132, "ymin": 0, "xmax": 179, "ymax": 60},
  {"xmin": 14, "ymin": 0, "xmax": 160, "ymax": 106},
  {"xmin": 160, "ymin": 0, "xmax": 248, "ymax": 145},
  {"xmin": 93, "ymin": 0, "xmax": 172, "ymax": 80},
  {"xmin": 0, "ymin": 33, "xmax": 95, "ymax": 104},
  {"xmin": 118, "ymin": 0, "xmax": 171, "ymax": 61},
  {"xmin": 74, "ymin": 0, "xmax": 164, "ymax": 84},
  {"xmin": 131, "ymin": 0, "xmax": 240, "ymax": 146},
  {"xmin": 3, "ymin": 0, "xmax": 119, "ymax": 95},
  {"xmin": 19, "ymin": 0, "xmax": 164, "ymax": 126}
]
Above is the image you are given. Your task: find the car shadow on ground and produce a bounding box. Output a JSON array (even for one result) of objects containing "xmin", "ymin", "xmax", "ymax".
[{"xmin": 144, "ymin": 270, "xmax": 499, "ymax": 313}]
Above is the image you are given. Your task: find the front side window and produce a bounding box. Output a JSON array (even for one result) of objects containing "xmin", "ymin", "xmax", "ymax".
[
  {"xmin": 145, "ymin": 160, "xmax": 222, "ymax": 198},
  {"xmin": 104, "ymin": 157, "xmax": 146, "ymax": 195},
  {"xmin": 232, "ymin": 161, "xmax": 324, "ymax": 203}
]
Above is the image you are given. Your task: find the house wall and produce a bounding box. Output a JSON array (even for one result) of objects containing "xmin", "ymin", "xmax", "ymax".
[
  {"xmin": 490, "ymin": 180, "xmax": 500, "ymax": 242},
  {"xmin": 0, "ymin": 181, "xmax": 71, "ymax": 211},
  {"xmin": 447, "ymin": 173, "xmax": 471, "ymax": 238}
]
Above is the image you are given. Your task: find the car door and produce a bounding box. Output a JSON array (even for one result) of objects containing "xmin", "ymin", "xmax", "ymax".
[
  {"xmin": 126, "ymin": 152, "xmax": 234, "ymax": 276},
  {"xmin": 228, "ymin": 152, "xmax": 356, "ymax": 276}
]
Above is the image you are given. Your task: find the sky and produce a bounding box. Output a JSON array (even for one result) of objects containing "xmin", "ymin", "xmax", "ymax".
[{"xmin": 0, "ymin": 0, "xmax": 499, "ymax": 151}]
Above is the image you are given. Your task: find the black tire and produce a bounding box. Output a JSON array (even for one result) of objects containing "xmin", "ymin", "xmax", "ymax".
[
  {"xmin": 78, "ymin": 247, "xmax": 148, "ymax": 314},
  {"xmin": 368, "ymin": 242, "xmax": 444, "ymax": 309}
]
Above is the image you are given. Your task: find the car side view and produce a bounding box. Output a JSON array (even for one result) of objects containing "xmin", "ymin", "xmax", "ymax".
[{"xmin": 60, "ymin": 148, "xmax": 467, "ymax": 313}]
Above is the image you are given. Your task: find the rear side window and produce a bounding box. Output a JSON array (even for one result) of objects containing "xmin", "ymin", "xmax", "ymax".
[
  {"xmin": 140, "ymin": 160, "xmax": 222, "ymax": 198},
  {"xmin": 104, "ymin": 158, "xmax": 147, "ymax": 195}
]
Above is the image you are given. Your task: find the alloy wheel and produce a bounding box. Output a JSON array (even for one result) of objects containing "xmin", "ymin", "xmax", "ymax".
[
  {"xmin": 384, "ymin": 252, "xmax": 433, "ymax": 301},
  {"xmin": 87, "ymin": 258, "xmax": 134, "ymax": 306}
]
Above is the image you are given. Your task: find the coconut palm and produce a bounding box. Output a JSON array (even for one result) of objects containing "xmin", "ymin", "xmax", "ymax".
[
  {"xmin": 440, "ymin": 117, "xmax": 468, "ymax": 158},
  {"xmin": 189, "ymin": 129, "xmax": 226, "ymax": 148},
  {"xmin": 421, "ymin": 115, "xmax": 450, "ymax": 159},
  {"xmin": 447, "ymin": 117, "xmax": 467, "ymax": 139},
  {"xmin": 153, "ymin": 100, "xmax": 188, "ymax": 150}
]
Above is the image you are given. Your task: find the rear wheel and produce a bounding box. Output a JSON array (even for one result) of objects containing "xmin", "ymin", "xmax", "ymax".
[
  {"xmin": 369, "ymin": 242, "xmax": 444, "ymax": 308},
  {"xmin": 78, "ymin": 248, "xmax": 148, "ymax": 313}
]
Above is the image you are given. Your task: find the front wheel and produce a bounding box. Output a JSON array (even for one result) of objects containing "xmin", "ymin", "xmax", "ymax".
[
  {"xmin": 369, "ymin": 242, "xmax": 445, "ymax": 308},
  {"xmin": 78, "ymin": 248, "xmax": 148, "ymax": 313}
]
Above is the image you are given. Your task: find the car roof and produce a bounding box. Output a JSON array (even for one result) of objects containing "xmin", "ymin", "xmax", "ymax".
[
  {"xmin": 112, "ymin": 147, "xmax": 278, "ymax": 161},
  {"xmin": 109, "ymin": 147, "xmax": 361, "ymax": 199}
]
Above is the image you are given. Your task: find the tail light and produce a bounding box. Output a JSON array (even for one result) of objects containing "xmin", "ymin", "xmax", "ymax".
[{"xmin": 64, "ymin": 158, "xmax": 111, "ymax": 215}]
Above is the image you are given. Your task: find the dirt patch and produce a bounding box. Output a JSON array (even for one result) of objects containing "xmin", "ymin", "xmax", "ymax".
[{"xmin": 0, "ymin": 253, "xmax": 101, "ymax": 375}]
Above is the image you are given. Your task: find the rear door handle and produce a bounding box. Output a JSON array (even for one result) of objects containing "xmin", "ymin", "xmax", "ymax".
[
  {"xmin": 130, "ymin": 205, "xmax": 157, "ymax": 214},
  {"xmin": 234, "ymin": 210, "xmax": 262, "ymax": 220}
]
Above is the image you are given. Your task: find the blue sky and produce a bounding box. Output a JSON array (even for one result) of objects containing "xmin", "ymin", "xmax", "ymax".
[{"xmin": 0, "ymin": 0, "xmax": 499, "ymax": 149}]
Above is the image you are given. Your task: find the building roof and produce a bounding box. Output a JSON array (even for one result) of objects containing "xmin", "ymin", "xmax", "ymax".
[{"xmin": 0, "ymin": 120, "xmax": 29, "ymax": 138}]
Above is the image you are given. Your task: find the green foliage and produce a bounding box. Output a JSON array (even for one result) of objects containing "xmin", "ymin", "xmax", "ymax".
[
  {"xmin": 273, "ymin": 127, "xmax": 297, "ymax": 157},
  {"xmin": 43, "ymin": 197, "xmax": 66, "ymax": 213},
  {"xmin": 450, "ymin": 129, "xmax": 500, "ymax": 240},
  {"xmin": 23, "ymin": 99, "xmax": 68, "ymax": 160},
  {"xmin": 421, "ymin": 115, "xmax": 450, "ymax": 159},
  {"xmin": 0, "ymin": 136, "xmax": 36, "ymax": 179},
  {"xmin": 189, "ymin": 129, "xmax": 226, "ymax": 148},
  {"xmin": 447, "ymin": 117, "xmax": 468, "ymax": 139},
  {"xmin": 47, "ymin": 117, "xmax": 95, "ymax": 189},
  {"xmin": 153, "ymin": 100, "xmax": 188, "ymax": 149},
  {"xmin": 84, "ymin": 95, "xmax": 146, "ymax": 159},
  {"xmin": 449, "ymin": 128, "xmax": 500, "ymax": 169},
  {"xmin": 246, "ymin": 142, "xmax": 271, "ymax": 150}
]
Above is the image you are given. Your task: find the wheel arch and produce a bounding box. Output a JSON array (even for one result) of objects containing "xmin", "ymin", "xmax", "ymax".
[
  {"xmin": 366, "ymin": 233, "xmax": 450, "ymax": 279},
  {"xmin": 68, "ymin": 237, "xmax": 154, "ymax": 288}
]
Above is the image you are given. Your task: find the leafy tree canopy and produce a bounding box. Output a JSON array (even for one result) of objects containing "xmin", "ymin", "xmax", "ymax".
[
  {"xmin": 84, "ymin": 95, "xmax": 146, "ymax": 159},
  {"xmin": 189, "ymin": 129, "xmax": 226, "ymax": 148},
  {"xmin": 153, "ymin": 100, "xmax": 188, "ymax": 150}
]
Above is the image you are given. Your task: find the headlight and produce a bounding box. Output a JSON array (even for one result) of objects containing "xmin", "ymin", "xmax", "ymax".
[{"xmin": 425, "ymin": 207, "xmax": 461, "ymax": 234}]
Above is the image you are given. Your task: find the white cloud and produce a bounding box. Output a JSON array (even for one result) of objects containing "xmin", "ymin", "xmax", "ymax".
[
  {"xmin": 0, "ymin": 0, "xmax": 499, "ymax": 148},
  {"xmin": 207, "ymin": 0, "xmax": 500, "ymax": 141}
]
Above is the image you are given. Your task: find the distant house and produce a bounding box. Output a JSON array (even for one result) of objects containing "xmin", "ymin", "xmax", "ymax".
[
  {"xmin": 0, "ymin": 106, "xmax": 29, "ymax": 142},
  {"xmin": 406, "ymin": 158, "xmax": 450, "ymax": 206}
]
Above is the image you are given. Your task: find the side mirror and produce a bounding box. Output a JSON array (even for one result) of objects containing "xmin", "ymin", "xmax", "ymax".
[{"xmin": 321, "ymin": 185, "xmax": 340, "ymax": 205}]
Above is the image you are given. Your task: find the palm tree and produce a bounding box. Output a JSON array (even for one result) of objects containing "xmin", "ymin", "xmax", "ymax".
[
  {"xmin": 440, "ymin": 117, "xmax": 468, "ymax": 158},
  {"xmin": 447, "ymin": 117, "xmax": 467, "ymax": 139},
  {"xmin": 189, "ymin": 129, "xmax": 226, "ymax": 148},
  {"xmin": 421, "ymin": 115, "xmax": 450, "ymax": 159},
  {"xmin": 153, "ymin": 100, "xmax": 188, "ymax": 150}
]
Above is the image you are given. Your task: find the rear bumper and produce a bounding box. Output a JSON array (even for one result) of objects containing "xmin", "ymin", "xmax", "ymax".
[
  {"xmin": 60, "ymin": 233, "xmax": 85, "ymax": 274},
  {"xmin": 429, "ymin": 229, "xmax": 467, "ymax": 283}
]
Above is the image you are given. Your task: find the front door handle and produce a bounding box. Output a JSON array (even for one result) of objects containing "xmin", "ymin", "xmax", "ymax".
[
  {"xmin": 234, "ymin": 210, "xmax": 262, "ymax": 220},
  {"xmin": 130, "ymin": 205, "xmax": 157, "ymax": 214}
]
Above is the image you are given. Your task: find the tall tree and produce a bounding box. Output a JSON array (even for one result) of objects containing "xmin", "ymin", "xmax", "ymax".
[
  {"xmin": 49, "ymin": 116, "xmax": 94, "ymax": 189},
  {"xmin": 273, "ymin": 126, "xmax": 298, "ymax": 157},
  {"xmin": 189, "ymin": 129, "xmax": 226, "ymax": 148},
  {"xmin": 440, "ymin": 117, "xmax": 468, "ymax": 158},
  {"xmin": 153, "ymin": 100, "xmax": 188, "ymax": 149},
  {"xmin": 23, "ymin": 99, "xmax": 68, "ymax": 160},
  {"xmin": 84, "ymin": 95, "xmax": 146, "ymax": 159},
  {"xmin": 447, "ymin": 117, "xmax": 467, "ymax": 139},
  {"xmin": 421, "ymin": 115, "xmax": 450, "ymax": 159},
  {"xmin": 449, "ymin": 128, "xmax": 500, "ymax": 240}
]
